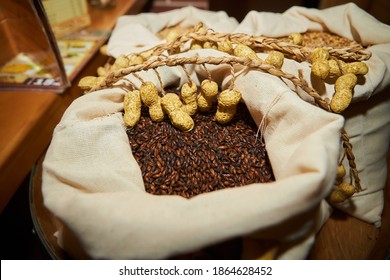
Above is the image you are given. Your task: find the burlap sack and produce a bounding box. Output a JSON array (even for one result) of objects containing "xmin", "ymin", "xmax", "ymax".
[
  {"xmin": 235, "ymin": 3, "xmax": 390, "ymax": 227},
  {"xmin": 41, "ymin": 5, "xmax": 388, "ymax": 259}
]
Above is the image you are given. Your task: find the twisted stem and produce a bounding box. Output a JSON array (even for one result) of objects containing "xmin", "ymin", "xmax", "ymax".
[
  {"xmin": 91, "ymin": 55, "xmax": 331, "ymax": 111},
  {"xmin": 341, "ymin": 128, "xmax": 362, "ymax": 192},
  {"xmin": 147, "ymin": 30, "xmax": 371, "ymax": 62}
]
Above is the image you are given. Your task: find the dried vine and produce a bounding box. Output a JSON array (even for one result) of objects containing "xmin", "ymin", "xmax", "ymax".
[
  {"xmin": 90, "ymin": 56, "xmax": 331, "ymax": 110},
  {"xmin": 78, "ymin": 24, "xmax": 371, "ymax": 198},
  {"xmin": 146, "ymin": 24, "xmax": 371, "ymax": 63},
  {"xmin": 341, "ymin": 128, "xmax": 362, "ymax": 192}
]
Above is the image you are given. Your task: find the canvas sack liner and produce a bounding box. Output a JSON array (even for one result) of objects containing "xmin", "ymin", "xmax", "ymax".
[
  {"xmin": 235, "ymin": 3, "xmax": 390, "ymax": 227},
  {"xmin": 41, "ymin": 5, "xmax": 388, "ymax": 259},
  {"xmin": 107, "ymin": 6, "xmax": 239, "ymax": 58},
  {"xmin": 42, "ymin": 54, "xmax": 343, "ymax": 259},
  {"xmin": 108, "ymin": 3, "xmax": 390, "ymax": 226},
  {"xmin": 42, "ymin": 5, "xmax": 344, "ymax": 258}
]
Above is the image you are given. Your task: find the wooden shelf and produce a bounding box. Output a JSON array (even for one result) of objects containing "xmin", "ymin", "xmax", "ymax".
[{"xmin": 0, "ymin": 0, "xmax": 148, "ymax": 213}]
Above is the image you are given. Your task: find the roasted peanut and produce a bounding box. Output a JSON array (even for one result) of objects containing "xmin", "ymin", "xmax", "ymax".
[
  {"xmin": 197, "ymin": 79, "xmax": 218, "ymax": 112},
  {"xmin": 140, "ymin": 49, "xmax": 154, "ymax": 61},
  {"xmin": 111, "ymin": 55, "xmax": 130, "ymax": 70},
  {"xmin": 329, "ymin": 182, "xmax": 356, "ymax": 204},
  {"xmin": 339, "ymin": 182, "xmax": 355, "ymax": 197},
  {"xmin": 310, "ymin": 48, "xmax": 330, "ymax": 63},
  {"xmin": 329, "ymin": 189, "xmax": 348, "ymax": 203},
  {"xmin": 165, "ymin": 29, "xmax": 180, "ymax": 43},
  {"xmin": 203, "ymin": 41, "xmax": 217, "ymax": 49},
  {"xmin": 128, "ymin": 54, "xmax": 144, "ymax": 65},
  {"xmin": 342, "ymin": 61, "xmax": 369, "ymax": 76},
  {"xmin": 311, "ymin": 48, "xmax": 368, "ymax": 79},
  {"xmin": 336, "ymin": 164, "xmax": 346, "ymax": 179},
  {"xmin": 123, "ymin": 90, "xmax": 141, "ymax": 127},
  {"xmin": 140, "ymin": 81, "xmax": 164, "ymax": 122},
  {"xmin": 97, "ymin": 66, "xmax": 108, "ymax": 77},
  {"xmin": 190, "ymin": 40, "xmax": 203, "ymax": 50},
  {"xmin": 233, "ymin": 44, "xmax": 262, "ymax": 62},
  {"xmin": 265, "ymin": 51, "xmax": 284, "ymax": 69},
  {"xmin": 330, "ymin": 73, "xmax": 357, "ymax": 113},
  {"xmin": 217, "ymin": 40, "xmax": 233, "ymax": 54},
  {"xmin": 161, "ymin": 93, "xmax": 194, "ymax": 132},
  {"xmin": 100, "ymin": 44, "xmax": 108, "ymax": 56},
  {"xmin": 311, "ymin": 60, "xmax": 331, "ymax": 79},
  {"xmin": 78, "ymin": 76, "xmax": 105, "ymax": 91},
  {"xmin": 181, "ymin": 82, "xmax": 198, "ymax": 115},
  {"xmin": 215, "ymin": 88, "xmax": 242, "ymax": 124},
  {"xmin": 289, "ymin": 33, "xmax": 304, "ymax": 45}
]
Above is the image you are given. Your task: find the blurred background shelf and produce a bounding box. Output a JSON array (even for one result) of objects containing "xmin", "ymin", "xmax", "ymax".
[
  {"xmin": 0, "ymin": 0, "xmax": 148, "ymax": 215},
  {"xmin": 0, "ymin": 0, "xmax": 149, "ymax": 260}
]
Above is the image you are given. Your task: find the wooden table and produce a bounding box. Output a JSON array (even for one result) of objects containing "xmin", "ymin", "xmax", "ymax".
[{"xmin": 0, "ymin": 0, "xmax": 148, "ymax": 213}]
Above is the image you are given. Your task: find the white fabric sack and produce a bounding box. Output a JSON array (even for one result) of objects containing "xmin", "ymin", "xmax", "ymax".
[
  {"xmin": 108, "ymin": 3, "xmax": 390, "ymax": 227},
  {"xmin": 107, "ymin": 6, "xmax": 239, "ymax": 58},
  {"xmin": 41, "ymin": 4, "xmax": 389, "ymax": 259},
  {"xmin": 235, "ymin": 3, "xmax": 390, "ymax": 227},
  {"xmin": 42, "ymin": 52, "xmax": 343, "ymax": 259}
]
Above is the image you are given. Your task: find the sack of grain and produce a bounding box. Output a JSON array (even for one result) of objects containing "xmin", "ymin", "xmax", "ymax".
[
  {"xmin": 235, "ymin": 2, "xmax": 390, "ymax": 228},
  {"xmin": 41, "ymin": 4, "xmax": 390, "ymax": 259}
]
